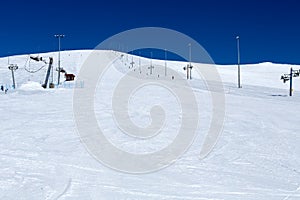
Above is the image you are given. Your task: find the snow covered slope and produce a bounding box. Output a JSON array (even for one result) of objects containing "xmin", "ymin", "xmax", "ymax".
[{"xmin": 0, "ymin": 50, "xmax": 300, "ymax": 199}]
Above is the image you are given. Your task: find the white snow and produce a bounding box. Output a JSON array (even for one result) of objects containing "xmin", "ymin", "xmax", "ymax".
[
  {"xmin": 19, "ymin": 81, "xmax": 45, "ymax": 91},
  {"xmin": 0, "ymin": 50, "xmax": 299, "ymax": 199}
]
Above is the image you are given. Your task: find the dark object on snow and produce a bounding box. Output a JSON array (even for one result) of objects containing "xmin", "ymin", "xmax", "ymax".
[
  {"xmin": 49, "ymin": 83, "xmax": 55, "ymax": 88},
  {"xmin": 30, "ymin": 56, "xmax": 43, "ymax": 62},
  {"xmin": 5, "ymin": 89, "xmax": 8, "ymax": 94},
  {"xmin": 65, "ymin": 73, "xmax": 75, "ymax": 81},
  {"xmin": 42, "ymin": 57, "xmax": 54, "ymax": 89},
  {"xmin": 60, "ymin": 68, "xmax": 66, "ymax": 73},
  {"xmin": 0, "ymin": 85, "xmax": 3, "ymax": 91}
]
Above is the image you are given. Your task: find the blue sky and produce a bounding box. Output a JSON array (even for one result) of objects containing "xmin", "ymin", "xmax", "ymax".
[{"xmin": 1, "ymin": 0, "xmax": 300, "ymax": 64}]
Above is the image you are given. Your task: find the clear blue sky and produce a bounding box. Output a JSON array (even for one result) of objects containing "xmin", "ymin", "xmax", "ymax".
[{"xmin": 1, "ymin": 0, "xmax": 300, "ymax": 64}]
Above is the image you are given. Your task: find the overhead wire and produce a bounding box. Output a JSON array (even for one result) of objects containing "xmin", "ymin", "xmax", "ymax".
[{"xmin": 23, "ymin": 55, "xmax": 47, "ymax": 73}]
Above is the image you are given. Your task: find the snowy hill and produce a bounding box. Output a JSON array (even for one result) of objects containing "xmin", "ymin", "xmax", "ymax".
[
  {"xmin": 1, "ymin": 50, "xmax": 299, "ymax": 91},
  {"xmin": 0, "ymin": 50, "xmax": 300, "ymax": 199}
]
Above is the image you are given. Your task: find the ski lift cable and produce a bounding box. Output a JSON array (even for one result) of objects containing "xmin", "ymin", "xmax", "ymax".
[
  {"xmin": 23, "ymin": 55, "xmax": 47, "ymax": 73},
  {"xmin": 24, "ymin": 65, "xmax": 47, "ymax": 73}
]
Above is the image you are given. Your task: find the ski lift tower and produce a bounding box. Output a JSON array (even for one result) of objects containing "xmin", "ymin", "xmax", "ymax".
[
  {"xmin": 164, "ymin": 49, "xmax": 167, "ymax": 76},
  {"xmin": 183, "ymin": 43, "xmax": 193, "ymax": 79},
  {"xmin": 8, "ymin": 64, "xmax": 18, "ymax": 89},
  {"xmin": 281, "ymin": 68, "xmax": 300, "ymax": 96},
  {"xmin": 148, "ymin": 52, "xmax": 154, "ymax": 75},
  {"xmin": 54, "ymin": 34, "xmax": 65, "ymax": 85},
  {"xmin": 236, "ymin": 36, "xmax": 241, "ymax": 88},
  {"xmin": 130, "ymin": 56, "xmax": 135, "ymax": 69}
]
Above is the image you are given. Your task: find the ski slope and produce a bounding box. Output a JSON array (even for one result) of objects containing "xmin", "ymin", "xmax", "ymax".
[{"xmin": 0, "ymin": 50, "xmax": 300, "ymax": 199}]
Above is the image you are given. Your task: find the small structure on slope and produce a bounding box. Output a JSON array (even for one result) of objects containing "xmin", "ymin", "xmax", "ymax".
[{"xmin": 65, "ymin": 73, "xmax": 75, "ymax": 81}]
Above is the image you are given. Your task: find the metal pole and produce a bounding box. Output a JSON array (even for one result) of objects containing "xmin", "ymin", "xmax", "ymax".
[
  {"xmin": 11, "ymin": 69, "xmax": 16, "ymax": 89},
  {"xmin": 150, "ymin": 52, "xmax": 153, "ymax": 74},
  {"xmin": 290, "ymin": 67, "xmax": 293, "ymax": 96},
  {"xmin": 51, "ymin": 59, "xmax": 54, "ymax": 84},
  {"xmin": 189, "ymin": 43, "xmax": 192, "ymax": 79},
  {"xmin": 139, "ymin": 51, "xmax": 141, "ymax": 73},
  {"xmin": 237, "ymin": 36, "xmax": 241, "ymax": 88},
  {"xmin": 151, "ymin": 52, "xmax": 153, "ymax": 66},
  {"xmin": 187, "ymin": 66, "xmax": 189, "ymax": 79},
  {"xmin": 55, "ymin": 34, "xmax": 64, "ymax": 85},
  {"xmin": 130, "ymin": 56, "xmax": 134, "ymax": 69},
  {"xmin": 8, "ymin": 64, "xmax": 18, "ymax": 89},
  {"xmin": 7, "ymin": 51, "xmax": 10, "ymax": 65},
  {"xmin": 58, "ymin": 36, "xmax": 61, "ymax": 85},
  {"xmin": 165, "ymin": 49, "xmax": 167, "ymax": 76}
]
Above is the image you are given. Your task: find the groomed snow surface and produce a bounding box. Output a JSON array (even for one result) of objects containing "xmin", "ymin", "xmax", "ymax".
[{"xmin": 0, "ymin": 50, "xmax": 300, "ymax": 200}]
